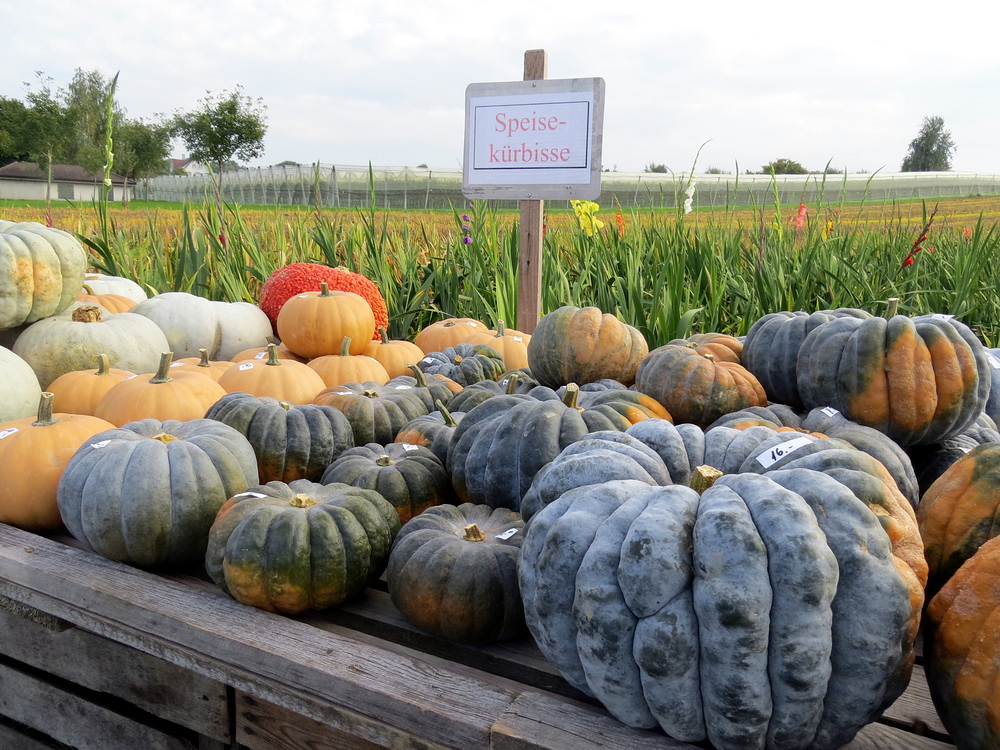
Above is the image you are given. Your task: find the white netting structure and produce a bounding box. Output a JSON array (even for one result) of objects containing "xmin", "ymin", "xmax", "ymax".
[{"xmin": 141, "ymin": 164, "xmax": 1000, "ymax": 210}]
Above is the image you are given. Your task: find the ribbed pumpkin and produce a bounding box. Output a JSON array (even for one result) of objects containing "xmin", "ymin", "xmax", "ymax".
[
  {"xmin": 0, "ymin": 393, "xmax": 115, "ymax": 530},
  {"xmin": 321, "ymin": 442, "xmax": 454, "ymax": 524},
  {"xmin": 230, "ymin": 343, "xmax": 306, "ymax": 363},
  {"xmin": 0, "ymin": 345, "xmax": 42, "ymax": 422},
  {"xmin": 277, "ymin": 283, "xmax": 376, "ymax": 359},
  {"xmin": 918, "ymin": 441, "xmax": 1000, "ymax": 596},
  {"xmin": 56, "ymin": 418, "xmax": 259, "ymax": 566},
  {"xmin": 307, "ymin": 337, "xmax": 390, "ymax": 387},
  {"xmin": 217, "ymin": 343, "xmax": 326, "ymax": 405},
  {"xmin": 924, "ymin": 535, "xmax": 1000, "ymax": 750},
  {"xmin": 259, "ymin": 262, "xmax": 388, "ymax": 339},
  {"xmin": 387, "ymin": 503, "xmax": 526, "ymax": 643},
  {"xmin": 635, "ymin": 344, "xmax": 767, "ymax": 427},
  {"xmin": 0, "ymin": 220, "xmax": 88, "ymax": 330},
  {"xmin": 395, "ymin": 402, "xmax": 464, "ymax": 467},
  {"xmin": 796, "ymin": 314, "xmax": 989, "ymax": 447},
  {"xmin": 526, "ymin": 306, "xmax": 648, "ymax": 388},
  {"xmin": 313, "ymin": 381, "xmax": 428, "ymax": 445},
  {"xmin": 466, "ymin": 321, "xmax": 531, "ymax": 370},
  {"xmin": 205, "ymin": 392, "xmax": 355, "ymax": 484},
  {"xmin": 382, "ymin": 364, "xmax": 463, "ymax": 411},
  {"xmin": 76, "ymin": 288, "xmax": 137, "ymax": 313},
  {"xmin": 95, "ymin": 351, "xmax": 227, "ymax": 426},
  {"xmin": 46, "ymin": 354, "xmax": 135, "ymax": 416},
  {"xmin": 666, "ymin": 332, "xmax": 743, "ymax": 364},
  {"xmin": 205, "ymin": 479, "xmax": 400, "ymax": 613},
  {"xmin": 416, "ymin": 343, "xmax": 505, "ymax": 386},
  {"xmin": 80, "ymin": 272, "xmax": 147, "ymax": 303},
  {"xmin": 361, "ymin": 327, "xmax": 426, "ymax": 379},
  {"xmin": 413, "ymin": 318, "xmax": 489, "ymax": 354},
  {"xmin": 520, "ymin": 467, "xmax": 924, "ymax": 750},
  {"xmin": 171, "ymin": 349, "xmax": 234, "ymax": 382}
]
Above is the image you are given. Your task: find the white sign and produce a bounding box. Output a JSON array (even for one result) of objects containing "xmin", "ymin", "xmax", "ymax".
[{"xmin": 463, "ymin": 77, "xmax": 605, "ymax": 200}]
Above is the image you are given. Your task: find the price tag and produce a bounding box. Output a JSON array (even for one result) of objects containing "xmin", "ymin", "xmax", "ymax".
[
  {"xmin": 170, "ymin": 362, "xmax": 186, "ymax": 367},
  {"xmin": 466, "ymin": 321, "xmax": 478, "ymax": 326},
  {"xmin": 496, "ymin": 528, "xmax": 519, "ymax": 540},
  {"xmin": 239, "ymin": 363, "xmax": 255, "ymax": 371},
  {"xmin": 335, "ymin": 390, "xmax": 352, "ymax": 395},
  {"xmin": 961, "ymin": 446, "xmax": 973, "ymax": 454},
  {"xmin": 930, "ymin": 313, "xmax": 954, "ymax": 321},
  {"xmin": 401, "ymin": 443, "xmax": 420, "ymax": 451},
  {"xmin": 254, "ymin": 352, "xmax": 267, "ymax": 359},
  {"xmin": 512, "ymin": 336, "xmax": 523, "ymax": 342},
  {"xmin": 0, "ymin": 427, "xmax": 19, "ymax": 440},
  {"xmin": 90, "ymin": 440, "xmax": 112, "ymax": 449},
  {"xmin": 755, "ymin": 436, "xmax": 813, "ymax": 469},
  {"xmin": 987, "ymin": 354, "xmax": 1000, "ymax": 370},
  {"xmin": 235, "ymin": 491, "xmax": 267, "ymax": 499},
  {"xmin": 124, "ymin": 374, "xmax": 138, "ymax": 380},
  {"xmin": 297, "ymin": 293, "xmax": 311, "ymax": 298},
  {"xmin": 821, "ymin": 407, "xmax": 840, "ymax": 417},
  {"xmin": 394, "ymin": 384, "xmax": 412, "ymax": 390},
  {"xmin": 421, "ymin": 357, "xmax": 435, "ymax": 364}
]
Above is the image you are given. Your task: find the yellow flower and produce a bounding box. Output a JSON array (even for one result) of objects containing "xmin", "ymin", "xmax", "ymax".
[{"xmin": 571, "ymin": 200, "xmax": 605, "ymax": 237}]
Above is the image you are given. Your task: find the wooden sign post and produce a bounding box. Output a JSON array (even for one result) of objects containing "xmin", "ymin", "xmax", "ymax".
[{"xmin": 517, "ymin": 49, "xmax": 547, "ymax": 334}]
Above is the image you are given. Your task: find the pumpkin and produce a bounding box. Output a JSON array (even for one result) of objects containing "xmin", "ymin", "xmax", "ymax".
[
  {"xmin": 0, "ymin": 393, "xmax": 115, "ymax": 530},
  {"xmin": 741, "ymin": 308, "xmax": 873, "ymax": 409},
  {"xmin": 95, "ymin": 351, "xmax": 227, "ymax": 426},
  {"xmin": 321, "ymin": 442, "xmax": 454, "ymax": 524},
  {"xmin": 635, "ymin": 344, "xmax": 767, "ymax": 427},
  {"xmin": 259, "ymin": 262, "xmax": 388, "ymax": 339},
  {"xmin": 924, "ymin": 535, "xmax": 1000, "ymax": 750},
  {"xmin": 796, "ymin": 313, "xmax": 989, "ymax": 447},
  {"xmin": 205, "ymin": 391, "xmax": 355, "ymax": 483},
  {"xmin": 907, "ymin": 414, "xmax": 1000, "ymax": 496},
  {"xmin": 466, "ymin": 321, "xmax": 531, "ymax": 370},
  {"xmin": 387, "ymin": 503, "xmax": 526, "ymax": 643},
  {"xmin": 395, "ymin": 402, "xmax": 464, "ymax": 466},
  {"xmin": 129, "ymin": 292, "xmax": 273, "ymax": 361},
  {"xmin": 80, "ymin": 272, "xmax": 147, "ymax": 303},
  {"xmin": 230, "ymin": 342, "xmax": 306, "ymax": 363},
  {"xmin": 307, "ymin": 336, "xmax": 390, "ymax": 387},
  {"xmin": 917, "ymin": 441, "xmax": 1000, "ymax": 596},
  {"xmin": 46, "ymin": 354, "xmax": 135, "ymax": 416},
  {"xmin": 313, "ymin": 381, "xmax": 428, "ymax": 445},
  {"xmin": 57, "ymin": 417, "xmax": 259, "ymax": 566},
  {"xmin": 416, "ymin": 343, "xmax": 505, "ymax": 386},
  {"xmin": 665, "ymin": 332, "xmax": 743, "ymax": 364},
  {"xmin": 526, "ymin": 306, "xmax": 648, "ymax": 388},
  {"xmin": 76, "ymin": 286, "xmax": 137, "ymax": 313},
  {"xmin": 520, "ymin": 468, "xmax": 923, "ymax": 750},
  {"xmin": 413, "ymin": 318, "xmax": 489, "ymax": 354},
  {"xmin": 0, "ymin": 220, "xmax": 88, "ymax": 330},
  {"xmin": 170, "ymin": 348, "xmax": 234, "ymax": 382},
  {"xmin": 362, "ymin": 327, "xmax": 426, "ymax": 379},
  {"xmin": 205, "ymin": 479, "xmax": 400, "ymax": 613},
  {"xmin": 12, "ymin": 304, "xmax": 170, "ymax": 388},
  {"xmin": 217, "ymin": 344, "xmax": 327, "ymax": 405},
  {"xmin": 382, "ymin": 364, "xmax": 463, "ymax": 411},
  {"xmin": 0, "ymin": 345, "xmax": 42, "ymax": 422},
  {"xmin": 277, "ymin": 283, "xmax": 376, "ymax": 359}
]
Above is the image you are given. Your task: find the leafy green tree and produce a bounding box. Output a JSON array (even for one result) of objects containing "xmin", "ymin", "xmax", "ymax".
[
  {"xmin": 0, "ymin": 97, "xmax": 35, "ymax": 166},
  {"xmin": 762, "ymin": 158, "xmax": 808, "ymax": 174},
  {"xmin": 114, "ymin": 118, "xmax": 172, "ymax": 205},
  {"xmin": 644, "ymin": 162, "xmax": 668, "ymax": 173},
  {"xmin": 901, "ymin": 116, "xmax": 955, "ymax": 172},
  {"xmin": 62, "ymin": 68, "xmax": 121, "ymax": 174}
]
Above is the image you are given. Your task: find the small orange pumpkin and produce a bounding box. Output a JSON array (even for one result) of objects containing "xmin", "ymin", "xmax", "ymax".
[
  {"xmin": 362, "ymin": 327, "xmax": 426, "ymax": 379},
  {"xmin": 76, "ymin": 285, "xmax": 137, "ymax": 314},
  {"xmin": 308, "ymin": 337, "xmax": 390, "ymax": 387},
  {"xmin": 413, "ymin": 318, "xmax": 489, "ymax": 354},
  {"xmin": 172, "ymin": 348, "xmax": 234, "ymax": 382},
  {"xmin": 230, "ymin": 342, "xmax": 306, "ymax": 363},
  {"xmin": 277, "ymin": 283, "xmax": 376, "ymax": 359},
  {"xmin": 218, "ymin": 343, "xmax": 327, "ymax": 405},
  {"xmin": 467, "ymin": 321, "xmax": 532, "ymax": 370},
  {"xmin": 46, "ymin": 353, "xmax": 135, "ymax": 416},
  {"xmin": 0, "ymin": 392, "xmax": 115, "ymax": 530}
]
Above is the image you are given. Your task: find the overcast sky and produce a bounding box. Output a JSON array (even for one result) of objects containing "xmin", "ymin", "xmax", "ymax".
[{"xmin": 3, "ymin": 0, "xmax": 999, "ymax": 175}]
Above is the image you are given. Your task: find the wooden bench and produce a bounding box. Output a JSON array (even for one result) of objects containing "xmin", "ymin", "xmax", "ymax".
[{"xmin": 0, "ymin": 523, "xmax": 955, "ymax": 750}]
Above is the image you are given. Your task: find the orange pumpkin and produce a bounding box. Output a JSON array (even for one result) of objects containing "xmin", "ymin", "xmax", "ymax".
[
  {"xmin": 467, "ymin": 321, "xmax": 532, "ymax": 370},
  {"xmin": 46, "ymin": 353, "xmax": 135, "ymax": 416},
  {"xmin": 276, "ymin": 283, "xmax": 376, "ymax": 359},
  {"xmin": 95, "ymin": 351, "xmax": 227, "ymax": 426},
  {"xmin": 230, "ymin": 342, "xmax": 306, "ymax": 363},
  {"xmin": 0, "ymin": 392, "xmax": 115, "ymax": 530},
  {"xmin": 413, "ymin": 318, "xmax": 489, "ymax": 354},
  {"xmin": 362, "ymin": 327, "xmax": 426, "ymax": 379},
  {"xmin": 666, "ymin": 332, "xmax": 743, "ymax": 364},
  {"xmin": 171, "ymin": 348, "xmax": 234, "ymax": 382},
  {"xmin": 308, "ymin": 337, "xmax": 390, "ymax": 387},
  {"xmin": 218, "ymin": 344, "xmax": 326, "ymax": 405},
  {"xmin": 76, "ymin": 288, "xmax": 137, "ymax": 313}
]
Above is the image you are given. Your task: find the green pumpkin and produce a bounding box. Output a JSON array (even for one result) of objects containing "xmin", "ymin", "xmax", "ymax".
[
  {"xmin": 387, "ymin": 503, "xmax": 525, "ymax": 643},
  {"xmin": 313, "ymin": 381, "xmax": 428, "ymax": 445},
  {"xmin": 205, "ymin": 479, "xmax": 400, "ymax": 613},
  {"xmin": 56, "ymin": 418, "xmax": 259, "ymax": 566},
  {"xmin": 416, "ymin": 343, "xmax": 505, "ymax": 386}
]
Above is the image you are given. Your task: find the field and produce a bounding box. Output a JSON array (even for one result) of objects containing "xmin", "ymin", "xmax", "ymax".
[{"xmin": 4, "ymin": 192, "xmax": 1000, "ymax": 347}]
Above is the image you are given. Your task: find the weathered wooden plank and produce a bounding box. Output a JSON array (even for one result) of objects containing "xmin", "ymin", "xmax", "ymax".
[
  {"xmin": 881, "ymin": 663, "xmax": 947, "ymax": 737},
  {"xmin": 0, "ymin": 719, "xmax": 66, "ymax": 750},
  {"xmin": 0, "ymin": 660, "xmax": 194, "ymax": 750},
  {"xmin": 0, "ymin": 603, "xmax": 230, "ymax": 742},
  {"xmin": 843, "ymin": 721, "xmax": 956, "ymax": 749},
  {"xmin": 0, "ymin": 524, "xmax": 516, "ymax": 750}
]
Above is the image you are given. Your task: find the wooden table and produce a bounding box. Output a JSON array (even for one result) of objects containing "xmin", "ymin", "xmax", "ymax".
[{"xmin": 0, "ymin": 523, "xmax": 956, "ymax": 750}]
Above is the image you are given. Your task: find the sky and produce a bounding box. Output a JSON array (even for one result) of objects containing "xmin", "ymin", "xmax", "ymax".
[{"xmin": 3, "ymin": 0, "xmax": 999, "ymax": 175}]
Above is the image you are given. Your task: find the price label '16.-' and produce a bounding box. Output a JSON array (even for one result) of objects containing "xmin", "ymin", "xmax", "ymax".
[{"xmin": 755, "ymin": 436, "xmax": 814, "ymax": 469}]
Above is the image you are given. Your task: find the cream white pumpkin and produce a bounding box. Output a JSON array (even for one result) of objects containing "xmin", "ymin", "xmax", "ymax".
[
  {"xmin": 81, "ymin": 272, "xmax": 148, "ymax": 303},
  {"xmin": 0, "ymin": 221, "xmax": 88, "ymax": 330},
  {"xmin": 0, "ymin": 345, "xmax": 42, "ymax": 422}
]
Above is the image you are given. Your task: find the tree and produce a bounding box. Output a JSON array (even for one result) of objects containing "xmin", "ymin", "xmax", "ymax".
[
  {"xmin": 62, "ymin": 68, "xmax": 121, "ymax": 174},
  {"xmin": 644, "ymin": 162, "xmax": 668, "ymax": 173},
  {"xmin": 171, "ymin": 86, "xmax": 267, "ymax": 230},
  {"xmin": 114, "ymin": 118, "xmax": 172, "ymax": 205},
  {"xmin": 0, "ymin": 97, "xmax": 34, "ymax": 166},
  {"xmin": 901, "ymin": 116, "xmax": 955, "ymax": 172},
  {"xmin": 762, "ymin": 158, "xmax": 808, "ymax": 174}
]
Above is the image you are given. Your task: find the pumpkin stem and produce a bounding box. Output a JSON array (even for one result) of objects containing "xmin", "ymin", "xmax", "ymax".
[
  {"xmin": 363, "ymin": 389, "xmax": 380, "ymax": 399},
  {"xmin": 376, "ymin": 455, "xmax": 394, "ymax": 467},
  {"xmin": 407, "ymin": 363, "xmax": 429, "ymax": 387},
  {"xmin": 197, "ymin": 348, "xmax": 211, "ymax": 367},
  {"xmin": 463, "ymin": 523, "xmax": 487, "ymax": 542},
  {"xmin": 379, "ymin": 326, "xmax": 390, "ymax": 344},
  {"xmin": 72, "ymin": 305, "xmax": 103, "ymax": 323},
  {"xmin": 495, "ymin": 320, "xmax": 506, "ymax": 337},
  {"xmin": 339, "ymin": 337, "xmax": 353, "ymax": 357},
  {"xmin": 454, "ymin": 355, "xmax": 464, "ymax": 364},
  {"xmin": 504, "ymin": 371, "xmax": 521, "ymax": 394},
  {"xmin": 149, "ymin": 352, "xmax": 175, "ymax": 384},
  {"xmin": 562, "ymin": 383, "xmax": 581, "ymax": 410},
  {"xmin": 279, "ymin": 401, "xmax": 293, "ymax": 411},
  {"xmin": 95, "ymin": 353, "xmax": 110, "ymax": 376},
  {"xmin": 265, "ymin": 343, "xmax": 282, "ymax": 367},
  {"xmin": 81, "ymin": 283, "xmax": 95, "ymax": 295},
  {"xmin": 289, "ymin": 493, "xmax": 317, "ymax": 508},
  {"xmin": 152, "ymin": 432, "xmax": 178, "ymax": 444},
  {"xmin": 31, "ymin": 392, "xmax": 59, "ymax": 427},
  {"xmin": 435, "ymin": 399, "xmax": 458, "ymax": 427},
  {"xmin": 886, "ymin": 297, "xmax": 901, "ymax": 318},
  {"xmin": 690, "ymin": 465, "xmax": 724, "ymax": 494},
  {"xmin": 319, "ymin": 282, "xmax": 333, "ymax": 297}
]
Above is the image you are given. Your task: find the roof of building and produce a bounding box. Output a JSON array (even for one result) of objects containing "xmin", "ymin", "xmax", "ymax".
[{"xmin": 0, "ymin": 161, "xmax": 134, "ymax": 185}]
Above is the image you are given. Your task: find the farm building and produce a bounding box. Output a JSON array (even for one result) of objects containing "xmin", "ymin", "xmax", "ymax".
[{"xmin": 0, "ymin": 161, "xmax": 135, "ymax": 202}]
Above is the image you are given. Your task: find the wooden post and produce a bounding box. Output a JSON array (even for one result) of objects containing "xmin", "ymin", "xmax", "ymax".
[{"xmin": 517, "ymin": 49, "xmax": 547, "ymax": 335}]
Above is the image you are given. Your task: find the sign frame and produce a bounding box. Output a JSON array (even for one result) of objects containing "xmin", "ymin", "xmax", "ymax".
[{"xmin": 462, "ymin": 77, "xmax": 605, "ymax": 200}]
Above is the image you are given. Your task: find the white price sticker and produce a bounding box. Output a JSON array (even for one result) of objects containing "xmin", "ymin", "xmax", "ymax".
[
  {"xmin": 0, "ymin": 427, "xmax": 19, "ymax": 440},
  {"xmin": 821, "ymin": 407, "xmax": 840, "ymax": 417},
  {"xmin": 170, "ymin": 362, "xmax": 186, "ymax": 368},
  {"xmin": 235, "ymin": 491, "xmax": 267, "ymax": 499},
  {"xmin": 239, "ymin": 363, "xmax": 255, "ymax": 371},
  {"xmin": 421, "ymin": 357, "xmax": 435, "ymax": 364},
  {"xmin": 401, "ymin": 443, "xmax": 420, "ymax": 451},
  {"xmin": 90, "ymin": 440, "xmax": 112, "ymax": 449},
  {"xmin": 987, "ymin": 354, "xmax": 1000, "ymax": 370},
  {"xmin": 496, "ymin": 528, "xmax": 519, "ymax": 540},
  {"xmin": 466, "ymin": 321, "xmax": 478, "ymax": 326},
  {"xmin": 254, "ymin": 352, "xmax": 267, "ymax": 359},
  {"xmin": 755, "ymin": 436, "xmax": 814, "ymax": 469},
  {"xmin": 512, "ymin": 336, "xmax": 523, "ymax": 342},
  {"xmin": 930, "ymin": 313, "xmax": 954, "ymax": 321},
  {"xmin": 394, "ymin": 384, "xmax": 412, "ymax": 390}
]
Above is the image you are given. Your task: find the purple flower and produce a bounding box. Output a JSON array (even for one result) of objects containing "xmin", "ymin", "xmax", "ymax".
[
  {"xmin": 462, "ymin": 236, "xmax": 473, "ymax": 244},
  {"xmin": 462, "ymin": 224, "xmax": 470, "ymax": 231},
  {"xmin": 461, "ymin": 214, "xmax": 471, "ymax": 222}
]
